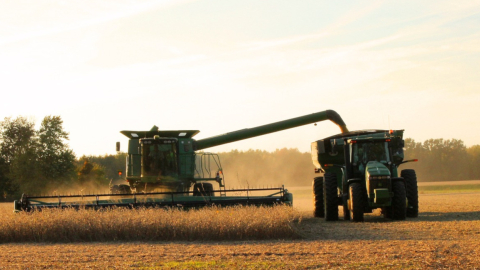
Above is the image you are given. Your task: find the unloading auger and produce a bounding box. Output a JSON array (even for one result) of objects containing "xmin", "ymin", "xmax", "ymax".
[{"xmin": 15, "ymin": 110, "xmax": 348, "ymax": 212}]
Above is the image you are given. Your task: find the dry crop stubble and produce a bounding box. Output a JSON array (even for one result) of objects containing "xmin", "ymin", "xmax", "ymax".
[
  {"xmin": 0, "ymin": 204, "xmax": 302, "ymax": 242},
  {"xmin": 2, "ymin": 188, "xmax": 480, "ymax": 268}
]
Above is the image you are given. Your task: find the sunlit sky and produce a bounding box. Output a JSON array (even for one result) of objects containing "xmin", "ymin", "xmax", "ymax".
[{"xmin": 1, "ymin": 0, "xmax": 479, "ymax": 157}]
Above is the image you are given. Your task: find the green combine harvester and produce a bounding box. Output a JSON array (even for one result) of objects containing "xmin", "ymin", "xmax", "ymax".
[
  {"xmin": 311, "ymin": 129, "xmax": 419, "ymax": 222},
  {"xmin": 15, "ymin": 110, "xmax": 348, "ymax": 212}
]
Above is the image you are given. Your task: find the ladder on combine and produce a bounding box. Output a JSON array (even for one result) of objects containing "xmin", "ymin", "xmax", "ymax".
[{"xmin": 196, "ymin": 153, "xmax": 226, "ymax": 197}]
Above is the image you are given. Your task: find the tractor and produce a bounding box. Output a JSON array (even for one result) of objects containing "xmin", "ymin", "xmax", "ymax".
[{"xmin": 311, "ymin": 130, "xmax": 418, "ymax": 222}]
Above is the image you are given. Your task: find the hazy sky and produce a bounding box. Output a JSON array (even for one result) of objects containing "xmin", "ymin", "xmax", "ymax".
[{"xmin": 1, "ymin": 0, "xmax": 479, "ymax": 157}]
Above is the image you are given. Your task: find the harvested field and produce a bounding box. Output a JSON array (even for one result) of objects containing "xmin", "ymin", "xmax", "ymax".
[{"xmin": 1, "ymin": 183, "xmax": 480, "ymax": 269}]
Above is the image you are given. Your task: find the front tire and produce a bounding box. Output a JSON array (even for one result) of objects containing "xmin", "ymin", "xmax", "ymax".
[
  {"xmin": 313, "ymin": 177, "xmax": 324, "ymax": 218},
  {"xmin": 324, "ymin": 172, "xmax": 339, "ymax": 221},
  {"xmin": 349, "ymin": 183, "xmax": 364, "ymax": 222},
  {"xmin": 402, "ymin": 169, "xmax": 419, "ymax": 218},
  {"xmin": 193, "ymin": 183, "xmax": 214, "ymax": 196},
  {"xmin": 390, "ymin": 181, "xmax": 407, "ymax": 220}
]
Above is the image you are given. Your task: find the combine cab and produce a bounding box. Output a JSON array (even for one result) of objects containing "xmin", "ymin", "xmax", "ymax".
[
  {"xmin": 311, "ymin": 130, "xmax": 419, "ymax": 222},
  {"xmin": 15, "ymin": 110, "xmax": 349, "ymax": 212}
]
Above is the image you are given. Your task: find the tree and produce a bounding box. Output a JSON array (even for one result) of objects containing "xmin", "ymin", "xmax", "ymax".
[
  {"xmin": 76, "ymin": 157, "xmax": 109, "ymax": 189},
  {"xmin": 0, "ymin": 117, "xmax": 36, "ymax": 164},
  {"xmin": 0, "ymin": 117, "xmax": 37, "ymax": 196},
  {"xmin": 467, "ymin": 145, "xmax": 480, "ymax": 180},
  {"xmin": 36, "ymin": 116, "xmax": 76, "ymax": 187},
  {"xmin": 404, "ymin": 138, "xmax": 469, "ymax": 181},
  {"xmin": 0, "ymin": 116, "xmax": 76, "ymax": 196}
]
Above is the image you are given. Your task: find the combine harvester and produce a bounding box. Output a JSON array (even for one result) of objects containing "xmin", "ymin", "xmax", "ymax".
[{"xmin": 15, "ymin": 110, "xmax": 348, "ymax": 212}]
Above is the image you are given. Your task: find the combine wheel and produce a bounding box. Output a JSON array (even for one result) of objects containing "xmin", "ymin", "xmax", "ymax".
[
  {"xmin": 118, "ymin": 184, "xmax": 132, "ymax": 194},
  {"xmin": 390, "ymin": 181, "xmax": 407, "ymax": 220},
  {"xmin": 203, "ymin": 183, "xmax": 214, "ymax": 196},
  {"xmin": 323, "ymin": 172, "xmax": 339, "ymax": 221},
  {"xmin": 193, "ymin": 183, "xmax": 214, "ymax": 197},
  {"xmin": 402, "ymin": 169, "xmax": 419, "ymax": 218},
  {"xmin": 110, "ymin": 185, "xmax": 131, "ymax": 194},
  {"xmin": 313, "ymin": 177, "xmax": 324, "ymax": 218},
  {"xmin": 349, "ymin": 183, "xmax": 364, "ymax": 222}
]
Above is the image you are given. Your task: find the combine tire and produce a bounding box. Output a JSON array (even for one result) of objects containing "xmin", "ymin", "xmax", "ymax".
[
  {"xmin": 324, "ymin": 172, "xmax": 339, "ymax": 221},
  {"xmin": 110, "ymin": 184, "xmax": 132, "ymax": 194},
  {"xmin": 203, "ymin": 183, "xmax": 214, "ymax": 196},
  {"xmin": 349, "ymin": 183, "xmax": 364, "ymax": 222},
  {"xmin": 390, "ymin": 181, "xmax": 407, "ymax": 220},
  {"xmin": 313, "ymin": 177, "xmax": 324, "ymax": 218},
  {"xmin": 193, "ymin": 183, "xmax": 214, "ymax": 196},
  {"xmin": 402, "ymin": 169, "xmax": 419, "ymax": 218}
]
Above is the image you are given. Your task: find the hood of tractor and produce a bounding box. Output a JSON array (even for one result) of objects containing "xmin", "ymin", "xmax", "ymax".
[{"xmin": 365, "ymin": 161, "xmax": 391, "ymax": 178}]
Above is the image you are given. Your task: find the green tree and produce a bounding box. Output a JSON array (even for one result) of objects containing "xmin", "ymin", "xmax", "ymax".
[
  {"xmin": 0, "ymin": 117, "xmax": 37, "ymax": 196},
  {"xmin": 76, "ymin": 157, "xmax": 109, "ymax": 189},
  {"xmin": 0, "ymin": 116, "xmax": 76, "ymax": 196},
  {"xmin": 83, "ymin": 153, "xmax": 127, "ymax": 181},
  {"xmin": 36, "ymin": 116, "xmax": 76, "ymax": 187},
  {"xmin": 467, "ymin": 145, "xmax": 480, "ymax": 180},
  {"xmin": 404, "ymin": 138, "xmax": 469, "ymax": 181}
]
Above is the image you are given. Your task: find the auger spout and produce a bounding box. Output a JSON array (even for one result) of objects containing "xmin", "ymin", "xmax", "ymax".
[{"xmin": 194, "ymin": 109, "xmax": 348, "ymax": 150}]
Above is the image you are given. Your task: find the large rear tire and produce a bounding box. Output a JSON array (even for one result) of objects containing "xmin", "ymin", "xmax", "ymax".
[
  {"xmin": 313, "ymin": 177, "xmax": 325, "ymax": 218},
  {"xmin": 391, "ymin": 181, "xmax": 407, "ymax": 220},
  {"xmin": 402, "ymin": 169, "xmax": 419, "ymax": 218},
  {"xmin": 324, "ymin": 172, "xmax": 339, "ymax": 221},
  {"xmin": 349, "ymin": 183, "xmax": 364, "ymax": 222},
  {"xmin": 343, "ymin": 202, "xmax": 351, "ymax": 221}
]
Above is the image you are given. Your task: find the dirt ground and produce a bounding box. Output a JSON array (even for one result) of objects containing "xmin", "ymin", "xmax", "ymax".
[{"xmin": 2, "ymin": 191, "xmax": 480, "ymax": 269}]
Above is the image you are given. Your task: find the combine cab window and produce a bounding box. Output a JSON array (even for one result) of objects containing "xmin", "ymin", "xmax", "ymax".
[{"xmin": 142, "ymin": 140, "xmax": 178, "ymax": 178}]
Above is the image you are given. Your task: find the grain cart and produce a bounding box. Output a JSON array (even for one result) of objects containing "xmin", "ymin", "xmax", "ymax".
[
  {"xmin": 311, "ymin": 130, "xmax": 418, "ymax": 222},
  {"xmin": 15, "ymin": 110, "xmax": 348, "ymax": 211}
]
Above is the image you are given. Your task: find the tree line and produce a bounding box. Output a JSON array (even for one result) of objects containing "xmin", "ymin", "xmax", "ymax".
[
  {"xmin": 0, "ymin": 116, "xmax": 121, "ymax": 201},
  {"xmin": 402, "ymin": 138, "xmax": 480, "ymax": 182},
  {"xmin": 1, "ymin": 115, "xmax": 479, "ymax": 201}
]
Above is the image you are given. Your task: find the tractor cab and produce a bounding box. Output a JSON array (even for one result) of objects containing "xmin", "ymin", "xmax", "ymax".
[{"xmin": 348, "ymin": 138, "xmax": 392, "ymax": 179}]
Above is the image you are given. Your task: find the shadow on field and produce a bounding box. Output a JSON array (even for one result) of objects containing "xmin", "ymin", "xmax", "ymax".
[
  {"xmin": 295, "ymin": 210, "xmax": 480, "ymax": 241},
  {"xmin": 415, "ymin": 211, "xmax": 480, "ymax": 222}
]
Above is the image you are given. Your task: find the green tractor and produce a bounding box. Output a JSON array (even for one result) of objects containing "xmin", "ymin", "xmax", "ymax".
[{"xmin": 311, "ymin": 130, "xmax": 418, "ymax": 222}]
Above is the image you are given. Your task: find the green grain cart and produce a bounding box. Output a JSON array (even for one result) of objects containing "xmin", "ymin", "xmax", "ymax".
[
  {"xmin": 15, "ymin": 110, "xmax": 348, "ymax": 211},
  {"xmin": 311, "ymin": 130, "xmax": 418, "ymax": 222}
]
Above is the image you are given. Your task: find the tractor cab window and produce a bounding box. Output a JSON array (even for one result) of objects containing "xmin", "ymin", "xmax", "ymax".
[
  {"xmin": 353, "ymin": 141, "xmax": 390, "ymax": 165},
  {"xmin": 142, "ymin": 139, "xmax": 178, "ymax": 178}
]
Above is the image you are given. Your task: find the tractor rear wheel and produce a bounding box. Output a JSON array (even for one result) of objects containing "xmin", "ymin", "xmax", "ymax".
[
  {"xmin": 402, "ymin": 169, "xmax": 419, "ymax": 218},
  {"xmin": 313, "ymin": 177, "xmax": 325, "ymax": 218},
  {"xmin": 324, "ymin": 172, "xmax": 339, "ymax": 221},
  {"xmin": 391, "ymin": 181, "xmax": 407, "ymax": 220},
  {"xmin": 349, "ymin": 183, "xmax": 364, "ymax": 222},
  {"xmin": 343, "ymin": 202, "xmax": 351, "ymax": 221}
]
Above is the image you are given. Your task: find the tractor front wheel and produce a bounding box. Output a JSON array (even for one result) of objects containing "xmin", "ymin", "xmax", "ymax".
[
  {"xmin": 313, "ymin": 177, "xmax": 325, "ymax": 218},
  {"xmin": 402, "ymin": 169, "xmax": 419, "ymax": 218},
  {"xmin": 324, "ymin": 172, "xmax": 339, "ymax": 221},
  {"xmin": 390, "ymin": 181, "xmax": 407, "ymax": 220},
  {"xmin": 349, "ymin": 183, "xmax": 364, "ymax": 222}
]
